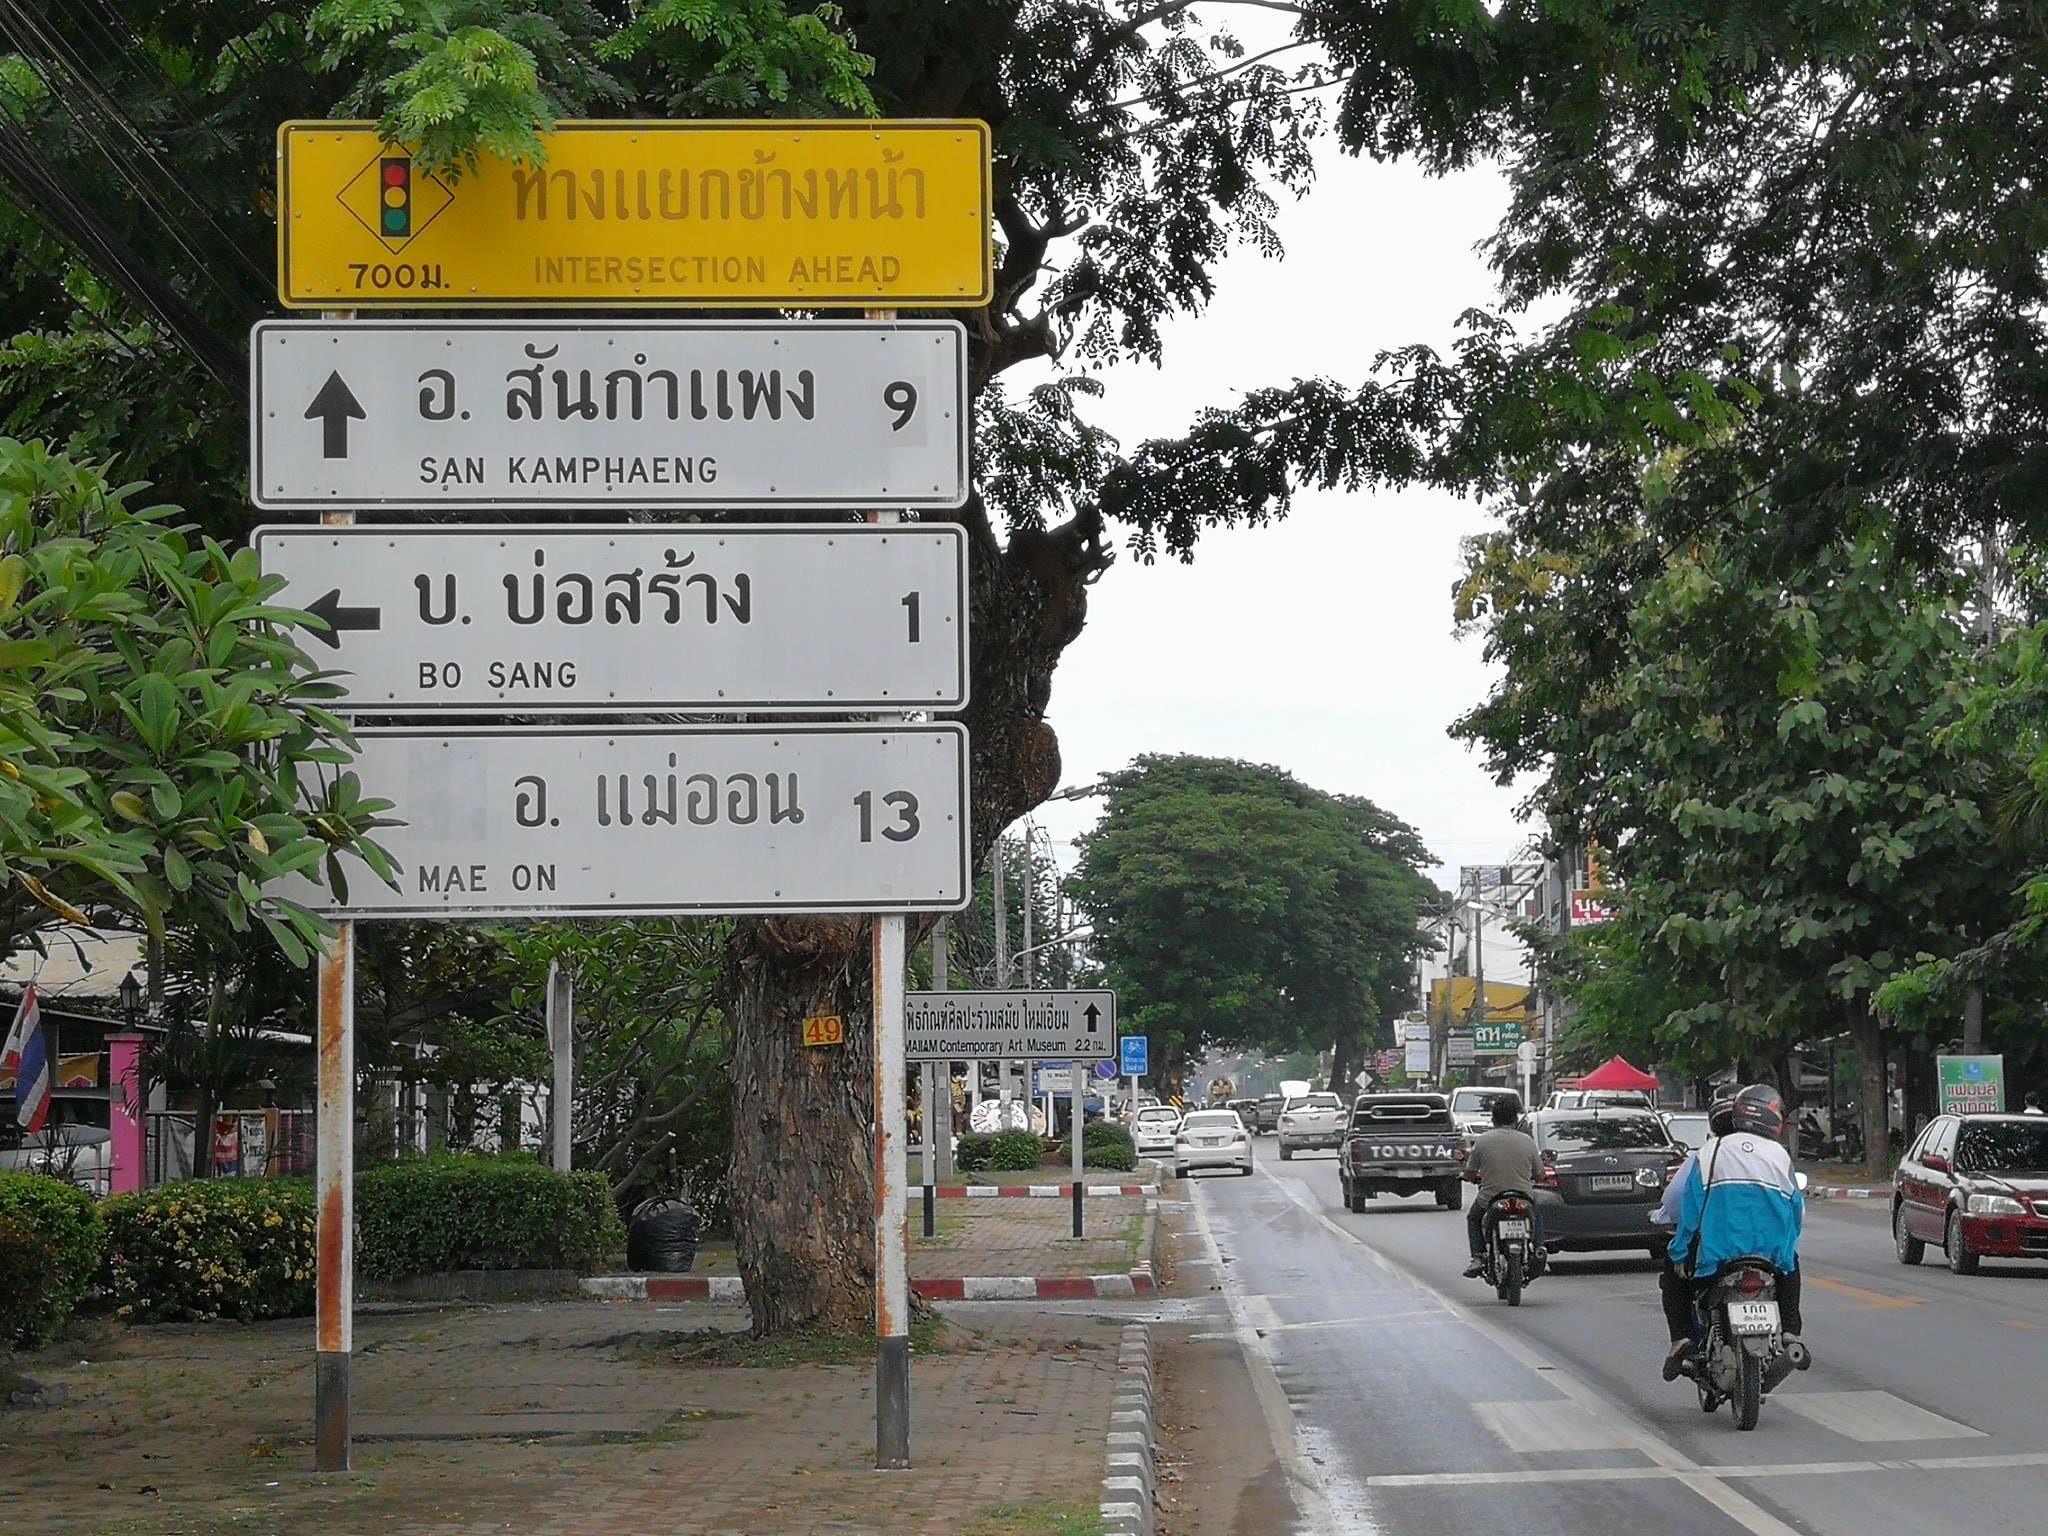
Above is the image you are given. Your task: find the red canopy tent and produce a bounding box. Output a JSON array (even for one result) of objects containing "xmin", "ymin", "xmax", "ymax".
[{"xmin": 1575, "ymin": 1056, "xmax": 1661, "ymax": 1093}]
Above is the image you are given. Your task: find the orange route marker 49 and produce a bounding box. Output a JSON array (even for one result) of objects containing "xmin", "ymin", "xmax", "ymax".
[
  {"xmin": 276, "ymin": 120, "xmax": 992, "ymax": 310},
  {"xmin": 803, "ymin": 1014, "xmax": 846, "ymax": 1048}
]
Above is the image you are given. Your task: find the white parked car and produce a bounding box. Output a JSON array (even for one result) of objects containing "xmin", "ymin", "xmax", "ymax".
[
  {"xmin": 0, "ymin": 1124, "xmax": 112, "ymax": 1197},
  {"xmin": 1130, "ymin": 1105, "xmax": 1183, "ymax": 1157},
  {"xmin": 1449, "ymin": 1086, "xmax": 1525, "ymax": 1143},
  {"xmin": 1174, "ymin": 1109, "xmax": 1253, "ymax": 1178}
]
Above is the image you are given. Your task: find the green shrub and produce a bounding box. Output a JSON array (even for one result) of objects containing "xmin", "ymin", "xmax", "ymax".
[
  {"xmin": 954, "ymin": 1133, "xmax": 997, "ymax": 1172},
  {"xmin": 985, "ymin": 1130, "xmax": 1044, "ymax": 1171},
  {"xmin": 1082, "ymin": 1122, "xmax": 1138, "ymax": 1171},
  {"xmin": 0, "ymin": 1172, "xmax": 104, "ymax": 1349},
  {"xmin": 100, "ymin": 1177, "xmax": 314, "ymax": 1324},
  {"xmin": 356, "ymin": 1156, "xmax": 623, "ymax": 1280}
]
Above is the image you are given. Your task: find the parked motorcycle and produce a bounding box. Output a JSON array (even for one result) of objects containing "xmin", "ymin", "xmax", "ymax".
[
  {"xmin": 1476, "ymin": 1193, "xmax": 1543, "ymax": 1306},
  {"xmin": 1684, "ymin": 1256, "xmax": 1810, "ymax": 1429}
]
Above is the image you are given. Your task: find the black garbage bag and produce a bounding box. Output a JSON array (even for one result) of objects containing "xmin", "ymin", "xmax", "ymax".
[{"xmin": 626, "ymin": 1197, "xmax": 701, "ymax": 1273}]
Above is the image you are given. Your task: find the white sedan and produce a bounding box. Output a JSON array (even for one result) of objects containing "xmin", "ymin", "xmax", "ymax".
[
  {"xmin": 1174, "ymin": 1109, "xmax": 1254, "ymax": 1178},
  {"xmin": 1131, "ymin": 1105, "xmax": 1183, "ymax": 1157}
]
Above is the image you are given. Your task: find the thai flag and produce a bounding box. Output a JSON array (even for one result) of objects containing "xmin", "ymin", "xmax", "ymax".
[{"xmin": 6, "ymin": 983, "xmax": 51, "ymax": 1134}]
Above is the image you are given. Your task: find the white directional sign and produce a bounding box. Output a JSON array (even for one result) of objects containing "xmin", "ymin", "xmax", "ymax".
[
  {"xmin": 249, "ymin": 318, "xmax": 968, "ymax": 510},
  {"xmin": 277, "ymin": 723, "xmax": 969, "ymax": 918},
  {"xmin": 256, "ymin": 524, "xmax": 967, "ymax": 713},
  {"xmin": 903, "ymin": 990, "xmax": 1117, "ymax": 1061}
]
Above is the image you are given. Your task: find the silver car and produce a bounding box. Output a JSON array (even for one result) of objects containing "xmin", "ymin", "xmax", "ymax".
[
  {"xmin": 1173, "ymin": 1109, "xmax": 1254, "ymax": 1178},
  {"xmin": 0, "ymin": 1124, "xmax": 112, "ymax": 1197},
  {"xmin": 1131, "ymin": 1104, "xmax": 1183, "ymax": 1157}
]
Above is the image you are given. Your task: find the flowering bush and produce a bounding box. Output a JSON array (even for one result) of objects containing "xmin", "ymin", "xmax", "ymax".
[
  {"xmin": 99, "ymin": 1178, "xmax": 314, "ymax": 1323},
  {"xmin": 0, "ymin": 1171, "xmax": 104, "ymax": 1348}
]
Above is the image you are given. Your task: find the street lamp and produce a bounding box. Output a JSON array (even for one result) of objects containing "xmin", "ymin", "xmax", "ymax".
[{"xmin": 118, "ymin": 969, "xmax": 142, "ymax": 1026}]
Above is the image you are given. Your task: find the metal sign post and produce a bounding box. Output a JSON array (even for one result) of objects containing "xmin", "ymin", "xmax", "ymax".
[
  {"xmin": 546, "ymin": 961, "xmax": 574, "ymax": 1170},
  {"xmin": 255, "ymin": 523, "xmax": 968, "ymax": 713},
  {"xmin": 314, "ymin": 917, "xmax": 353, "ymax": 1472},
  {"xmin": 250, "ymin": 320, "xmax": 969, "ymax": 510}
]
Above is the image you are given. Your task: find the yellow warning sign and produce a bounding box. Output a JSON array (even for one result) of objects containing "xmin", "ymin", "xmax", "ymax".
[{"xmin": 277, "ymin": 120, "xmax": 992, "ymax": 309}]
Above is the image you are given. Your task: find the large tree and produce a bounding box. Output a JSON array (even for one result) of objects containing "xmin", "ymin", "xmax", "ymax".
[{"xmin": 1070, "ymin": 755, "xmax": 1436, "ymax": 1092}]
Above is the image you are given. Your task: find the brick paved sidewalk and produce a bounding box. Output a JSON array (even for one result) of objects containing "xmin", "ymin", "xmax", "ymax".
[
  {"xmin": 1, "ymin": 1302, "xmax": 1126, "ymax": 1536},
  {"xmin": 650, "ymin": 1196, "xmax": 1150, "ymax": 1283}
]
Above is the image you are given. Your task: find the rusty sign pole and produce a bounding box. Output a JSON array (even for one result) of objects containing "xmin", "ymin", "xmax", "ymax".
[{"xmin": 308, "ymin": 288, "xmax": 360, "ymax": 1469}]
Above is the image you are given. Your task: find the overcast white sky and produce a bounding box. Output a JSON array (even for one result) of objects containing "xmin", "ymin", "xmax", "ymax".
[{"xmin": 1017, "ymin": 118, "xmax": 1537, "ymax": 979}]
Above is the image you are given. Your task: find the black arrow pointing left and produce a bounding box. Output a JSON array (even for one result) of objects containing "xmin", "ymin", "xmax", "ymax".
[
  {"xmin": 303, "ymin": 589, "xmax": 380, "ymax": 649},
  {"xmin": 305, "ymin": 371, "xmax": 366, "ymax": 459}
]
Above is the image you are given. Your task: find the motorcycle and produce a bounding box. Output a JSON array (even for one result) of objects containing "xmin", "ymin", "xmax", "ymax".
[
  {"xmin": 1477, "ymin": 1193, "xmax": 1543, "ymax": 1306},
  {"xmin": 1685, "ymin": 1256, "xmax": 1811, "ymax": 1429}
]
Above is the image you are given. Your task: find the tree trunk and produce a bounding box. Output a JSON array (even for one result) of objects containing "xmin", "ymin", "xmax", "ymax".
[
  {"xmin": 724, "ymin": 496, "xmax": 1105, "ymax": 1334},
  {"xmin": 1850, "ymin": 996, "xmax": 1888, "ymax": 1178},
  {"xmin": 1326, "ymin": 1031, "xmax": 1353, "ymax": 1097}
]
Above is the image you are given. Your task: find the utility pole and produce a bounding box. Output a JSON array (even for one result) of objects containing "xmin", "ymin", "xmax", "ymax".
[
  {"xmin": 932, "ymin": 916, "xmax": 954, "ymax": 1179},
  {"xmin": 994, "ymin": 833, "xmax": 1011, "ymax": 1115}
]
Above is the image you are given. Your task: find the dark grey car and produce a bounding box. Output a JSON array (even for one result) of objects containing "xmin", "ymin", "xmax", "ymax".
[{"xmin": 1528, "ymin": 1109, "xmax": 1687, "ymax": 1256}]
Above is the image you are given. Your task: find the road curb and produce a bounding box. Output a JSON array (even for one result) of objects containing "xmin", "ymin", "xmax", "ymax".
[
  {"xmin": 1099, "ymin": 1322, "xmax": 1157, "ymax": 1536},
  {"xmin": 1807, "ymin": 1186, "xmax": 1882, "ymax": 1200},
  {"xmin": 945, "ymin": 1183, "xmax": 1158, "ymax": 1199},
  {"xmin": 581, "ymin": 1269, "xmax": 1158, "ymax": 1304}
]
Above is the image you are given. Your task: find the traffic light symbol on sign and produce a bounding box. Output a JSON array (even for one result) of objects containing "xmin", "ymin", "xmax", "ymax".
[{"xmin": 380, "ymin": 157, "xmax": 412, "ymax": 238}]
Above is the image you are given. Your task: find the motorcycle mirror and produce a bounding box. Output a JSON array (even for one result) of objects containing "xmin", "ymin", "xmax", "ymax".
[{"xmin": 1795, "ymin": 1172, "xmax": 1810, "ymax": 1191}]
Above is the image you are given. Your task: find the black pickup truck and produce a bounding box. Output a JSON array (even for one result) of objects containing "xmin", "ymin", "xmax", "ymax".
[{"xmin": 1338, "ymin": 1093, "xmax": 1465, "ymax": 1212}]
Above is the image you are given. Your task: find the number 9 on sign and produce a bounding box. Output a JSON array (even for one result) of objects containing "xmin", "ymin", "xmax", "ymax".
[{"xmin": 803, "ymin": 1014, "xmax": 845, "ymax": 1048}]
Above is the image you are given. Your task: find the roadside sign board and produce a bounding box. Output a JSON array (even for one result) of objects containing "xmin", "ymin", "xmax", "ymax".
[
  {"xmin": 1404, "ymin": 1021, "xmax": 1431, "ymax": 1077},
  {"xmin": 1474, "ymin": 1019, "xmax": 1522, "ymax": 1055},
  {"xmin": 256, "ymin": 523, "xmax": 967, "ymax": 714},
  {"xmin": 274, "ymin": 723, "xmax": 968, "ymax": 918},
  {"xmin": 249, "ymin": 320, "xmax": 969, "ymax": 510},
  {"xmin": 277, "ymin": 121, "xmax": 992, "ymax": 309},
  {"xmin": 1119, "ymin": 1036, "xmax": 1148, "ymax": 1078},
  {"xmin": 1034, "ymin": 1063, "xmax": 1073, "ymax": 1095},
  {"xmin": 903, "ymin": 991, "xmax": 1116, "ymax": 1062},
  {"xmin": 1447, "ymin": 1031, "xmax": 1476, "ymax": 1068},
  {"xmin": 1571, "ymin": 889, "xmax": 1614, "ymax": 924},
  {"xmin": 1092, "ymin": 1059, "xmax": 1121, "ymax": 1082},
  {"xmin": 1936, "ymin": 1054, "xmax": 2005, "ymax": 1115}
]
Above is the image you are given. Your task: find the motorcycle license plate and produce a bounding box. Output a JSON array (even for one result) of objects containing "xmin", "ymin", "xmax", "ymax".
[
  {"xmin": 1729, "ymin": 1300, "xmax": 1779, "ymax": 1335},
  {"xmin": 1495, "ymin": 1219, "xmax": 1532, "ymax": 1239}
]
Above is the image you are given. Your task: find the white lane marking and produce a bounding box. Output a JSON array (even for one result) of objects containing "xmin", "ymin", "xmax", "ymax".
[
  {"xmin": 1191, "ymin": 1177, "xmax": 1381, "ymax": 1535},
  {"xmin": 1242, "ymin": 1292, "xmax": 1285, "ymax": 1333},
  {"xmin": 1473, "ymin": 1399, "xmax": 1640, "ymax": 1453},
  {"xmin": 1774, "ymin": 1391, "xmax": 1985, "ymax": 1442},
  {"xmin": 1184, "ymin": 1309, "xmax": 1460, "ymax": 1343},
  {"xmin": 1370, "ymin": 1452, "xmax": 2048, "ymax": 1489},
  {"xmin": 1256, "ymin": 1162, "xmax": 1803, "ymax": 1536}
]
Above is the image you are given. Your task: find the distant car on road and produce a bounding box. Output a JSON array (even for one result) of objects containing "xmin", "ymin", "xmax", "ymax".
[
  {"xmin": 1661, "ymin": 1110, "xmax": 1712, "ymax": 1151},
  {"xmin": 1174, "ymin": 1108, "xmax": 1254, "ymax": 1179},
  {"xmin": 1547, "ymin": 1089, "xmax": 1656, "ymax": 1112},
  {"xmin": 1131, "ymin": 1104, "xmax": 1183, "ymax": 1158},
  {"xmin": 1893, "ymin": 1113, "xmax": 2048, "ymax": 1274},
  {"xmin": 1276, "ymin": 1092, "xmax": 1347, "ymax": 1159},
  {"xmin": 1450, "ymin": 1086, "xmax": 1525, "ymax": 1144},
  {"xmin": 1527, "ymin": 1108, "xmax": 1685, "ymax": 1257},
  {"xmin": 1252, "ymin": 1094, "xmax": 1286, "ymax": 1135},
  {"xmin": 1225, "ymin": 1097, "xmax": 1260, "ymax": 1128}
]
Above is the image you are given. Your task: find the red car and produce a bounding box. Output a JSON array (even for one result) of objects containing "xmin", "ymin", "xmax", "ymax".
[{"xmin": 1893, "ymin": 1113, "xmax": 2048, "ymax": 1274}]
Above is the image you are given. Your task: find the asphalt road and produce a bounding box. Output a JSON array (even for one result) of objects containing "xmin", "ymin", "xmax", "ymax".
[{"xmin": 1184, "ymin": 1147, "xmax": 2048, "ymax": 1536}]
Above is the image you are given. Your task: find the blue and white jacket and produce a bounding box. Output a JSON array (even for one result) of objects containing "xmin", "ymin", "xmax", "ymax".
[{"xmin": 1667, "ymin": 1132, "xmax": 1803, "ymax": 1277}]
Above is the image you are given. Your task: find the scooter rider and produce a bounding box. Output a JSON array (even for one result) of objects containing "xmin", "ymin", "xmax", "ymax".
[
  {"xmin": 1661, "ymin": 1085, "xmax": 1805, "ymax": 1377},
  {"xmin": 1462, "ymin": 1096, "xmax": 1543, "ymax": 1279},
  {"xmin": 1657, "ymin": 1089, "xmax": 1736, "ymax": 1377}
]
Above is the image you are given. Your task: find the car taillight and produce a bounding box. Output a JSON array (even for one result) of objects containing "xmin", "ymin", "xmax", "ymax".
[
  {"xmin": 1734, "ymin": 1269, "xmax": 1767, "ymax": 1298},
  {"xmin": 1536, "ymin": 1164, "xmax": 1560, "ymax": 1190}
]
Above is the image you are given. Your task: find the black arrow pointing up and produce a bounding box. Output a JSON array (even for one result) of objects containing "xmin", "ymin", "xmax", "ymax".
[
  {"xmin": 1084, "ymin": 1003, "xmax": 1102, "ymax": 1033},
  {"xmin": 305, "ymin": 371, "xmax": 366, "ymax": 459},
  {"xmin": 304, "ymin": 589, "xmax": 380, "ymax": 649}
]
